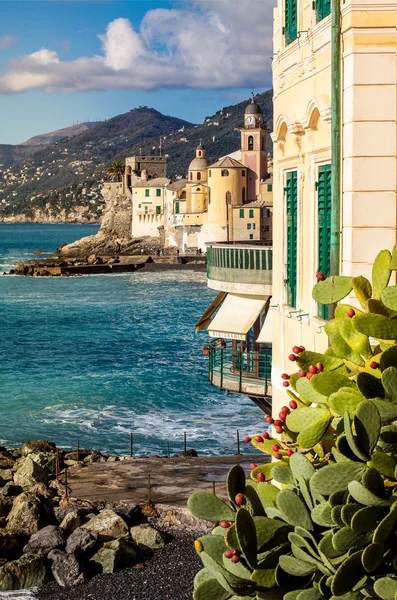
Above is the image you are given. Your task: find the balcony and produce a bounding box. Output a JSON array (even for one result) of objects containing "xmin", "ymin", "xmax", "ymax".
[
  {"xmin": 206, "ymin": 242, "xmax": 272, "ymax": 295},
  {"xmin": 208, "ymin": 340, "xmax": 272, "ymax": 412}
]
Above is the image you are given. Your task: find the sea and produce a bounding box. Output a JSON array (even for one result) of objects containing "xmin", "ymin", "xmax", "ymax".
[{"xmin": 0, "ymin": 223, "xmax": 265, "ymax": 457}]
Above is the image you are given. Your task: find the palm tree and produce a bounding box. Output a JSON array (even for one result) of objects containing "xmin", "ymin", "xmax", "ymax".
[{"xmin": 107, "ymin": 161, "xmax": 125, "ymax": 182}]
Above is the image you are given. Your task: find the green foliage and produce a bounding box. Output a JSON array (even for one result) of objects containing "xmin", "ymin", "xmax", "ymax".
[{"xmin": 189, "ymin": 247, "xmax": 397, "ymax": 600}]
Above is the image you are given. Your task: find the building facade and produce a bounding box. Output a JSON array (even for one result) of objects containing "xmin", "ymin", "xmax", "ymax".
[{"xmin": 270, "ymin": 0, "xmax": 397, "ymax": 414}]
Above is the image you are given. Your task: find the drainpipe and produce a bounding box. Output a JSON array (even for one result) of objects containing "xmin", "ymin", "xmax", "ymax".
[{"xmin": 330, "ymin": 0, "xmax": 341, "ymax": 276}]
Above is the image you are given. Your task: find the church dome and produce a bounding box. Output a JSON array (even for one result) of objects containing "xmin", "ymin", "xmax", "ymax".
[
  {"xmin": 245, "ymin": 97, "xmax": 262, "ymax": 115},
  {"xmin": 188, "ymin": 143, "xmax": 209, "ymax": 171}
]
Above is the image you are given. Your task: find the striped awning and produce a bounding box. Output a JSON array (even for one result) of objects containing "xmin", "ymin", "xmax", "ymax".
[{"xmin": 208, "ymin": 294, "xmax": 268, "ymax": 341}]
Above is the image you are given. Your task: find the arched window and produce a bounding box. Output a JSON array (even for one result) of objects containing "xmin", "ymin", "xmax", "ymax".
[
  {"xmin": 196, "ymin": 188, "xmax": 201, "ymax": 191},
  {"xmin": 221, "ymin": 169, "xmax": 229, "ymax": 177},
  {"xmin": 198, "ymin": 151, "xmax": 202, "ymax": 157},
  {"xmin": 190, "ymin": 172, "xmax": 193, "ymax": 181},
  {"xmin": 248, "ymin": 136, "xmax": 254, "ymax": 151},
  {"xmin": 197, "ymin": 172, "xmax": 202, "ymax": 181},
  {"xmin": 226, "ymin": 191, "xmax": 231, "ymax": 205},
  {"xmin": 242, "ymin": 187, "xmax": 246, "ymax": 203}
]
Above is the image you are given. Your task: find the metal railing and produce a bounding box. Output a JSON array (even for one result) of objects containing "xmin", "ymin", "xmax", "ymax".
[{"xmin": 208, "ymin": 340, "xmax": 272, "ymax": 396}]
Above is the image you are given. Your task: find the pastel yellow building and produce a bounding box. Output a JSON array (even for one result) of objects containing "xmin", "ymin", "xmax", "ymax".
[
  {"xmin": 131, "ymin": 177, "xmax": 169, "ymax": 238},
  {"xmin": 270, "ymin": 0, "xmax": 397, "ymax": 415}
]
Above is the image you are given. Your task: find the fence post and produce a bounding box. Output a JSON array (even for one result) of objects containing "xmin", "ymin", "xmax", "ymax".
[
  {"xmin": 220, "ymin": 346, "xmax": 224, "ymax": 389},
  {"xmin": 76, "ymin": 439, "xmax": 80, "ymax": 464},
  {"xmin": 184, "ymin": 432, "xmax": 187, "ymax": 457},
  {"xmin": 212, "ymin": 481, "xmax": 216, "ymax": 496},
  {"xmin": 64, "ymin": 467, "xmax": 68, "ymax": 500},
  {"xmin": 56, "ymin": 448, "xmax": 60, "ymax": 481},
  {"xmin": 147, "ymin": 474, "xmax": 151, "ymax": 502},
  {"xmin": 167, "ymin": 441, "xmax": 170, "ymax": 458},
  {"xmin": 130, "ymin": 433, "xmax": 133, "ymax": 458},
  {"xmin": 236, "ymin": 430, "xmax": 240, "ymax": 455}
]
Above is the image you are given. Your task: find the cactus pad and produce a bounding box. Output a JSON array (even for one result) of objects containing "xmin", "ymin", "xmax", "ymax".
[
  {"xmin": 310, "ymin": 462, "xmax": 367, "ymax": 495},
  {"xmin": 331, "ymin": 550, "xmax": 364, "ymax": 596},
  {"xmin": 353, "ymin": 313, "xmax": 397, "ymax": 341},
  {"xmin": 339, "ymin": 317, "xmax": 372, "ymax": 358},
  {"xmin": 286, "ymin": 407, "xmax": 330, "ymax": 432},
  {"xmin": 332, "ymin": 526, "xmax": 369, "ymax": 554},
  {"xmin": 372, "ymin": 503, "xmax": 397, "ymax": 543},
  {"xmin": 193, "ymin": 576, "xmax": 231, "ymax": 600},
  {"xmin": 348, "ymin": 481, "xmax": 391, "ymax": 507},
  {"xmin": 227, "ymin": 465, "xmax": 246, "ymax": 505},
  {"xmin": 297, "ymin": 414, "xmax": 331, "ymax": 449},
  {"xmin": 373, "ymin": 577, "xmax": 397, "ymax": 600},
  {"xmin": 352, "ymin": 276, "xmax": 372, "ymax": 308},
  {"xmin": 380, "ymin": 345, "xmax": 397, "ymax": 371},
  {"xmin": 368, "ymin": 452, "xmax": 395, "ymax": 478},
  {"xmin": 328, "ymin": 388, "xmax": 365, "ymax": 419},
  {"xmin": 288, "ymin": 452, "xmax": 315, "ymax": 480},
  {"xmin": 235, "ymin": 508, "xmax": 257, "ymax": 569},
  {"xmin": 278, "ymin": 555, "xmax": 317, "ymax": 577},
  {"xmin": 312, "ymin": 276, "xmax": 353, "ymax": 304},
  {"xmin": 381, "ymin": 366, "xmax": 397, "ymax": 399},
  {"xmin": 271, "ymin": 465, "xmax": 295, "ymax": 485},
  {"xmin": 311, "ymin": 372, "xmax": 355, "ymax": 396},
  {"xmin": 356, "ymin": 372, "xmax": 385, "ymax": 399},
  {"xmin": 354, "ymin": 400, "xmax": 381, "ymax": 456},
  {"xmin": 295, "ymin": 377, "xmax": 327, "ymax": 405},
  {"xmin": 372, "ymin": 249, "xmax": 392, "ymax": 300},
  {"xmin": 276, "ymin": 489, "xmax": 313, "ymax": 530},
  {"xmin": 188, "ymin": 492, "xmax": 235, "ymax": 522},
  {"xmin": 361, "ymin": 542, "xmax": 384, "ymax": 573}
]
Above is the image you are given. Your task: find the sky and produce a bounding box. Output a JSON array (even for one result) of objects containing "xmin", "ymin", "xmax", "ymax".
[{"xmin": 0, "ymin": 0, "xmax": 275, "ymax": 145}]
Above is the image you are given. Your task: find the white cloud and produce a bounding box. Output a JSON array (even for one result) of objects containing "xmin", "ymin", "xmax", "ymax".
[
  {"xmin": 0, "ymin": 0, "xmax": 275, "ymax": 94},
  {"xmin": 0, "ymin": 34, "xmax": 19, "ymax": 51}
]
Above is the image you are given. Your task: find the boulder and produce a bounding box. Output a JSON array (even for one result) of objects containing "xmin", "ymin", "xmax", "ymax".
[
  {"xmin": 130, "ymin": 524, "xmax": 166, "ymax": 550},
  {"xmin": 113, "ymin": 503, "xmax": 141, "ymax": 526},
  {"xmin": 2, "ymin": 483, "xmax": 23, "ymax": 497},
  {"xmin": 66, "ymin": 527, "xmax": 98, "ymax": 557},
  {"xmin": 21, "ymin": 440, "xmax": 56, "ymax": 457},
  {"xmin": 0, "ymin": 455, "xmax": 15, "ymax": 470},
  {"xmin": 0, "ymin": 470, "xmax": 13, "ymax": 483},
  {"xmin": 81, "ymin": 509, "xmax": 128, "ymax": 540},
  {"xmin": 0, "ymin": 531, "xmax": 21, "ymax": 558},
  {"xmin": 60, "ymin": 512, "xmax": 83, "ymax": 536},
  {"xmin": 6, "ymin": 493, "xmax": 44, "ymax": 535},
  {"xmin": 0, "ymin": 553, "xmax": 48, "ymax": 590},
  {"xmin": 54, "ymin": 504, "xmax": 94, "ymax": 523},
  {"xmin": 30, "ymin": 451, "xmax": 56, "ymax": 478},
  {"xmin": 83, "ymin": 450, "xmax": 107, "ymax": 464},
  {"xmin": 14, "ymin": 457, "xmax": 48, "ymax": 490},
  {"xmin": 30, "ymin": 482, "xmax": 52, "ymax": 499},
  {"xmin": 64, "ymin": 449, "xmax": 91, "ymax": 462},
  {"xmin": 89, "ymin": 538, "xmax": 137, "ymax": 574},
  {"xmin": 0, "ymin": 495, "xmax": 12, "ymax": 517},
  {"xmin": 23, "ymin": 525, "xmax": 65, "ymax": 556},
  {"xmin": 48, "ymin": 550, "xmax": 84, "ymax": 587}
]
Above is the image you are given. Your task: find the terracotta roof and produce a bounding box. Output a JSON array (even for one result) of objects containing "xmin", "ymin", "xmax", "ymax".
[
  {"xmin": 133, "ymin": 177, "xmax": 170, "ymax": 188},
  {"xmin": 208, "ymin": 156, "xmax": 245, "ymax": 169}
]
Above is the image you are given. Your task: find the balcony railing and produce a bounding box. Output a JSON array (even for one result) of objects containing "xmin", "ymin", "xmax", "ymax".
[
  {"xmin": 208, "ymin": 340, "xmax": 272, "ymax": 402},
  {"xmin": 206, "ymin": 243, "xmax": 272, "ymax": 289}
]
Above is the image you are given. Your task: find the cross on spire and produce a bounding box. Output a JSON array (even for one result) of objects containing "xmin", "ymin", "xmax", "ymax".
[{"xmin": 199, "ymin": 138, "xmax": 202, "ymax": 145}]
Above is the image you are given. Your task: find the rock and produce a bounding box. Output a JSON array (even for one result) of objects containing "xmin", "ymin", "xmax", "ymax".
[
  {"xmin": 0, "ymin": 553, "xmax": 47, "ymax": 591},
  {"xmin": 89, "ymin": 538, "xmax": 137, "ymax": 574},
  {"xmin": 0, "ymin": 470, "xmax": 13, "ymax": 482},
  {"xmin": 0, "ymin": 455, "xmax": 15, "ymax": 470},
  {"xmin": 11, "ymin": 449, "xmax": 22, "ymax": 459},
  {"xmin": 30, "ymin": 451, "xmax": 56, "ymax": 478},
  {"xmin": 107, "ymin": 456, "xmax": 119, "ymax": 462},
  {"xmin": 14, "ymin": 457, "xmax": 48, "ymax": 490},
  {"xmin": 21, "ymin": 440, "xmax": 56, "ymax": 457},
  {"xmin": 48, "ymin": 549, "xmax": 84, "ymax": 587},
  {"xmin": 81, "ymin": 509, "xmax": 129, "ymax": 540},
  {"xmin": 83, "ymin": 450, "xmax": 107, "ymax": 464},
  {"xmin": 66, "ymin": 527, "xmax": 98, "ymax": 557},
  {"xmin": 30, "ymin": 482, "xmax": 52, "ymax": 499},
  {"xmin": 64, "ymin": 449, "xmax": 91, "ymax": 462},
  {"xmin": 60, "ymin": 511, "xmax": 83, "ymax": 536},
  {"xmin": 0, "ymin": 531, "xmax": 21, "ymax": 558},
  {"xmin": 0, "ymin": 495, "xmax": 12, "ymax": 517},
  {"xmin": 2, "ymin": 483, "xmax": 23, "ymax": 497},
  {"xmin": 113, "ymin": 503, "xmax": 141, "ymax": 526},
  {"xmin": 130, "ymin": 524, "xmax": 166, "ymax": 550},
  {"xmin": 54, "ymin": 504, "xmax": 94, "ymax": 523},
  {"xmin": 23, "ymin": 525, "xmax": 65, "ymax": 556},
  {"xmin": 6, "ymin": 492, "xmax": 44, "ymax": 535}
]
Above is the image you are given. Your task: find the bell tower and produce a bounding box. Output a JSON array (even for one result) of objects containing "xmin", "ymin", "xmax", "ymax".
[{"xmin": 239, "ymin": 93, "xmax": 268, "ymax": 200}]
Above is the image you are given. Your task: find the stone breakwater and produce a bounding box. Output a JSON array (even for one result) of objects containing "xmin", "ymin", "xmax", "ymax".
[{"xmin": 0, "ymin": 440, "xmax": 207, "ymax": 592}]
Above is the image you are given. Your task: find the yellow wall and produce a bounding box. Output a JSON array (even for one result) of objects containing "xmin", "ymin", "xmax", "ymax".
[
  {"xmin": 186, "ymin": 182, "xmax": 208, "ymax": 213},
  {"xmin": 271, "ymin": 0, "xmax": 397, "ymax": 415},
  {"xmin": 204, "ymin": 168, "xmax": 246, "ymax": 242},
  {"xmin": 232, "ymin": 207, "xmax": 261, "ymax": 241}
]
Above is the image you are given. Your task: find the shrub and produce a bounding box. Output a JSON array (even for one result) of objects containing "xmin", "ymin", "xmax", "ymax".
[{"xmin": 188, "ymin": 247, "xmax": 397, "ymax": 600}]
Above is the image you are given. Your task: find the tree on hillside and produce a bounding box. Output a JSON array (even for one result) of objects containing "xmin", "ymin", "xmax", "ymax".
[{"xmin": 107, "ymin": 161, "xmax": 125, "ymax": 182}]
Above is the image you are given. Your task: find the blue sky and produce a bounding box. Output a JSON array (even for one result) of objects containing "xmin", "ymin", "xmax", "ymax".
[{"xmin": 0, "ymin": 1, "xmax": 274, "ymax": 145}]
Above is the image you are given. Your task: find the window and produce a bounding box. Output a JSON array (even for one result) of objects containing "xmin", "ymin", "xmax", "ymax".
[
  {"xmin": 156, "ymin": 189, "xmax": 161, "ymax": 197},
  {"xmin": 317, "ymin": 164, "xmax": 332, "ymax": 320},
  {"xmin": 285, "ymin": 170, "xmax": 298, "ymax": 307},
  {"xmin": 262, "ymin": 208, "xmax": 270, "ymax": 218},
  {"xmin": 175, "ymin": 202, "xmax": 180, "ymax": 214},
  {"xmin": 248, "ymin": 136, "xmax": 254, "ymax": 151},
  {"xmin": 249, "ymin": 234, "xmax": 254, "ymax": 240},
  {"xmin": 196, "ymin": 188, "xmax": 201, "ymax": 191},
  {"xmin": 156, "ymin": 206, "xmax": 161, "ymax": 215},
  {"xmin": 145, "ymin": 189, "xmax": 150, "ymax": 197},
  {"xmin": 198, "ymin": 151, "xmax": 202, "ymax": 157},
  {"xmin": 242, "ymin": 170, "xmax": 246, "ymax": 176},
  {"xmin": 267, "ymin": 184, "xmax": 273, "ymax": 192},
  {"xmin": 221, "ymin": 169, "xmax": 229, "ymax": 177},
  {"xmin": 315, "ymin": 0, "xmax": 331, "ymax": 22},
  {"xmin": 249, "ymin": 209, "xmax": 254, "ymax": 218},
  {"xmin": 197, "ymin": 172, "xmax": 202, "ymax": 181},
  {"xmin": 247, "ymin": 223, "xmax": 252, "ymax": 230},
  {"xmin": 190, "ymin": 172, "xmax": 193, "ymax": 181},
  {"xmin": 239, "ymin": 209, "xmax": 244, "ymax": 218},
  {"xmin": 263, "ymin": 225, "xmax": 270, "ymax": 232},
  {"xmin": 208, "ymin": 170, "xmax": 211, "ymax": 177},
  {"xmin": 242, "ymin": 187, "xmax": 246, "ymax": 203},
  {"xmin": 285, "ymin": 0, "xmax": 297, "ymax": 45},
  {"xmin": 253, "ymin": 223, "xmax": 256, "ymax": 230}
]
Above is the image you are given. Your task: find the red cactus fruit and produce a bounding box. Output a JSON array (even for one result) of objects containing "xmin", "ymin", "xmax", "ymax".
[
  {"xmin": 282, "ymin": 381, "xmax": 290, "ymax": 388},
  {"xmin": 265, "ymin": 415, "xmax": 274, "ymax": 424},
  {"xmin": 224, "ymin": 549, "xmax": 233, "ymax": 558},
  {"xmin": 286, "ymin": 449, "xmax": 294, "ymax": 457},
  {"xmin": 231, "ymin": 554, "xmax": 240, "ymax": 563},
  {"xmin": 316, "ymin": 272, "xmax": 325, "ymax": 281},
  {"xmin": 306, "ymin": 373, "xmax": 313, "ymax": 380},
  {"xmin": 309, "ymin": 365, "xmax": 318, "ymax": 375},
  {"xmin": 316, "ymin": 362, "xmax": 324, "ymax": 372},
  {"xmin": 262, "ymin": 432, "xmax": 269, "ymax": 439},
  {"xmin": 289, "ymin": 354, "xmax": 297, "ymax": 361},
  {"xmin": 232, "ymin": 549, "xmax": 240, "ymax": 556},
  {"xmin": 255, "ymin": 435, "xmax": 263, "ymax": 443},
  {"xmin": 274, "ymin": 453, "xmax": 282, "ymax": 460},
  {"xmin": 219, "ymin": 521, "xmax": 231, "ymax": 529},
  {"xmin": 298, "ymin": 370, "xmax": 306, "ymax": 377},
  {"xmin": 274, "ymin": 419, "xmax": 282, "ymax": 427},
  {"xmin": 281, "ymin": 373, "xmax": 290, "ymax": 380},
  {"xmin": 275, "ymin": 426, "xmax": 284, "ymax": 434},
  {"xmin": 257, "ymin": 473, "xmax": 265, "ymax": 482},
  {"xmin": 289, "ymin": 400, "xmax": 297, "ymax": 410},
  {"xmin": 279, "ymin": 412, "xmax": 287, "ymax": 422},
  {"xmin": 347, "ymin": 308, "xmax": 355, "ymax": 318},
  {"xmin": 370, "ymin": 361, "xmax": 379, "ymax": 369},
  {"xmin": 281, "ymin": 406, "xmax": 290, "ymax": 414},
  {"xmin": 243, "ymin": 436, "xmax": 251, "ymax": 443},
  {"xmin": 250, "ymin": 463, "xmax": 258, "ymax": 470},
  {"xmin": 292, "ymin": 346, "xmax": 301, "ymax": 354},
  {"xmin": 299, "ymin": 346, "xmax": 305, "ymax": 352},
  {"xmin": 271, "ymin": 444, "xmax": 280, "ymax": 452},
  {"xmin": 235, "ymin": 493, "xmax": 244, "ymax": 506}
]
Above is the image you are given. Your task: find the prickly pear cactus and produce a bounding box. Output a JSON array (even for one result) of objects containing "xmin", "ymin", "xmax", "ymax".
[{"xmin": 188, "ymin": 248, "xmax": 397, "ymax": 600}]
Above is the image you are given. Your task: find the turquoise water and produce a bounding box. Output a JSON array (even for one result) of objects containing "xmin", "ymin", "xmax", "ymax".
[{"xmin": 0, "ymin": 224, "xmax": 264, "ymax": 456}]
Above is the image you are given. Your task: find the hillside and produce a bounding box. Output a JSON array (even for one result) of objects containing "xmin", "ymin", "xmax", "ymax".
[
  {"xmin": 21, "ymin": 121, "xmax": 101, "ymax": 147},
  {"xmin": 0, "ymin": 90, "xmax": 273, "ymax": 222}
]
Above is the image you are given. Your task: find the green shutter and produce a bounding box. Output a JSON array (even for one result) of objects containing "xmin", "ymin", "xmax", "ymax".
[
  {"xmin": 249, "ymin": 209, "xmax": 254, "ymax": 218},
  {"xmin": 285, "ymin": 0, "xmax": 297, "ymax": 45},
  {"xmin": 175, "ymin": 202, "xmax": 180, "ymax": 214},
  {"xmin": 285, "ymin": 171, "xmax": 298, "ymax": 308},
  {"xmin": 316, "ymin": 0, "xmax": 330, "ymax": 22},
  {"xmin": 145, "ymin": 189, "xmax": 150, "ymax": 197},
  {"xmin": 156, "ymin": 205, "xmax": 161, "ymax": 215},
  {"xmin": 156, "ymin": 189, "xmax": 161, "ymax": 197},
  {"xmin": 240, "ymin": 209, "xmax": 244, "ymax": 218},
  {"xmin": 317, "ymin": 164, "xmax": 332, "ymax": 320},
  {"xmin": 267, "ymin": 184, "xmax": 273, "ymax": 192}
]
